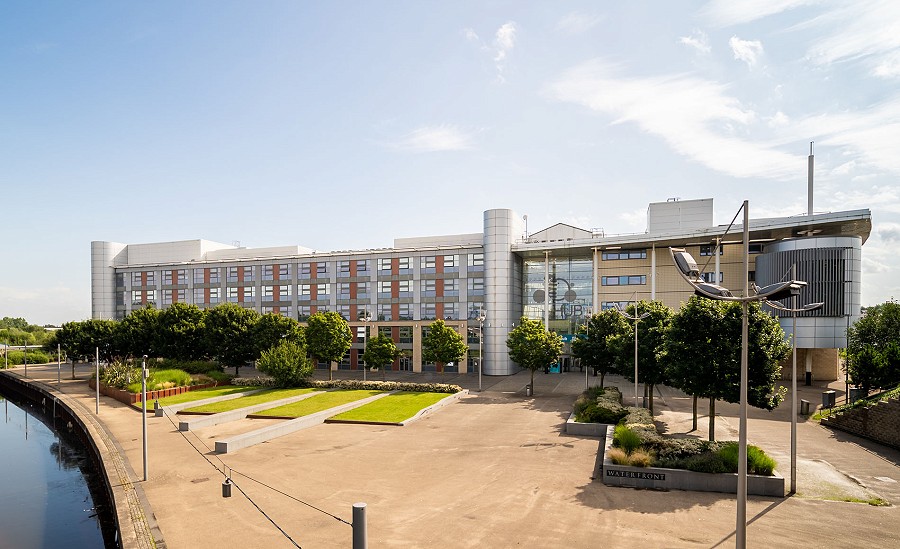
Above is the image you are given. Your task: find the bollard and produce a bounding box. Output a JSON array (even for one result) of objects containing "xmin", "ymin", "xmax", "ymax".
[{"xmin": 352, "ymin": 502, "xmax": 367, "ymax": 549}]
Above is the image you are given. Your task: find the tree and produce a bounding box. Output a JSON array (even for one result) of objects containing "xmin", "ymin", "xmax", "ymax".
[
  {"xmin": 421, "ymin": 319, "xmax": 468, "ymax": 373},
  {"xmin": 614, "ymin": 300, "xmax": 673, "ymax": 415},
  {"xmin": 362, "ymin": 334, "xmax": 400, "ymax": 381},
  {"xmin": 257, "ymin": 339, "xmax": 313, "ymax": 387},
  {"xmin": 305, "ymin": 311, "xmax": 352, "ymax": 380},
  {"xmin": 157, "ymin": 303, "xmax": 206, "ymax": 360},
  {"xmin": 53, "ymin": 319, "xmax": 118, "ymax": 363},
  {"xmin": 846, "ymin": 300, "xmax": 900, "ymax": 393},
  {"xmin": 506, "ymin": 317, "xmax": 563, "ymax": 395},
  {"xmin": 114, "ymin": 306, "xmax": 161, "ymax": 359},
  {"xmin": 663, "ymin": 297, "xmax": 790, "ymax": 440},
  {"xmin": 253, "ymin": 313, "xmax": 305, "ymax": 358},
  {"xmin": 571, "ymin": 310, "xmax": 629, "ymax": 388},
  {"xmin": 203, "ymin": 303, "xmax": 260, "ymax": 375}
]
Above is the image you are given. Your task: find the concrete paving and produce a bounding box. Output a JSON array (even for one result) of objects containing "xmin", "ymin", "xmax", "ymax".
[{"xmin": 4, "ymin": 363, "xmax": 900, "ymax": 548}]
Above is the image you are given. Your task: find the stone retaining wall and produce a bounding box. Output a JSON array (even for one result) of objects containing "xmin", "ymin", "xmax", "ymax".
[{"xmin": 821, "ymin": 398, "xmax": 900, "ymax": 450}]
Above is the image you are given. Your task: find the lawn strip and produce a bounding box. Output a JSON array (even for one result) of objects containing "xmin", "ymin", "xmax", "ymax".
[
  {"xmin": 328, "ymin": 391, "xmax": 451, "ymax": 424},
  {"xmin": 128, "ymin": 385, "xmax": 255, "ymax": 410},
  {"xmin": 183, "ymin": 387, "xmax": 319, "ymax": 413},
  {"xmin": 250, "ymin": 390, "xmax": 383, "ymax": 418}
]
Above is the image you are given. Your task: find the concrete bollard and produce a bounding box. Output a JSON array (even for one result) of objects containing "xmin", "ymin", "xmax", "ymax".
[{"xmin": 353, "ymin": 502, "xmax": 367, "ymax": 549}]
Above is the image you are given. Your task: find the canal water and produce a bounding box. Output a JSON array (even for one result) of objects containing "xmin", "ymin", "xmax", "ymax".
[{"xmin": 0, "ymin": 388, "xmax": 116, "ymax": 549}]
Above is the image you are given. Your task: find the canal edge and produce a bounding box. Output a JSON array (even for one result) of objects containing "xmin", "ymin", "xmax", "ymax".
[{"xmin": 0, "ymin": 370, "xmax": 164, "ymax": 549}]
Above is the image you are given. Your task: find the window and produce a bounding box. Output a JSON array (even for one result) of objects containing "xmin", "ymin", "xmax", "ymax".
[
  {"xmin": 442, "ymin": 255, "xmax": 459, "ymax": 272},
  {"xmin": 601, "ymin": 275, "xmax": 647, "ymax": 286},
  {"xmin": 378, "ymin": 281, "xmax": 392, "ymax": 299},
  {"xmin": 132, "ymin": 272, "xmax": 142, "ymax": 285},
  {"xmin": 421, "ymin": 256, "xmax": 436, "ymax": 274},
  {"xmin": 207, "ymin": 269, "xmax": 219, "ymax": 284},
  {"xmin": 443, "ymin": 302, "xmax": 459, "ymax": 320},
  {"xmin": 263, "ymin": 265, "xmax": 274, "ymax": 281},
  {"xmin": 749, "ymin": 270, "xmax": 756, "ymax": 282},
  {"xmin": 443, "ymin": 278, "xmax": 459, "ymax": 296},
  {"xmin": 243, "ymin": 266, "xmax": 254, "ymax": 282},
  {"xmin": 377, "ymin": 258, "xmax": 392, "ymax": 273},
  {"xmin": 227, "ymin": 287, "xmax": 239, "ymax": 303},
  {"xmin": 421, "ymin": 303, "xmax": 437, "ymax": 320},
  {"xmin": 243, "ymin": 286, "xmax": 256, "ymax": 301},
  {"xmin": 227, "ymin": 267, "xmax": 239, "ymax": 282},
  {"xmin": 602, "ymin": 250, "xmax": 647, "ymax": 260},
  {"xmin": 398, "ymin": 257, "xmax": 411, "ymax": 274},
  {"xmin": 208, "ymin": 288, "xmax": 219, "ymax": 304},
  {"xmin": 263, "ymin": 286, "xmax": 275, "ymax": 300},
  {"xmin": 317, "ymin": 283, "xmax": 331, "ymax": 299},
  {"xmin": 146, "ymin": 271, "xmax": 156, "ymax": 285},
  {"xmin": 601, "ymin": 301, "xmax": 631, "ymax": 311},
  {"xmin": 279, "ymin": 264, "xmax": 291, "ymax": 279},
  {"xmin": 115, "ymin": 273, "xmax": 125, "ymax": 287},
  {"xmin": 316, "ymin": 262, "xmax": 328, "ymax": 276},
  {"xmin": 378, "ymin": 326, "xmax": 392, "ymax": 339},
  {"xmin": 176, "ymin": 270, "xmax": 187, "ymax": 284},
  {"xmin": 131, "ymin": 290, "xmax": 142, "ymax": 305},
  {"xmin": 467, "ymin": 253, "xmax": 484, "ymax": 271},
  {"xmin": 193, "ymin": 288, "xmax": 204, "ymax": 303},
  {"xmin": 299, "ymin": 284, "xmax": 312, "ymax": 301},
  {"xmin": 262, "ymin": 306, "xmax": 275, "ymax": 315},
  {"xmin": 699, "ymin": 246, "xmax": 723, "ymax": 257},
  {"xmin": 163, "ymin": 271, "xmax": 174, "ymax": 285},
  {"xmin": 468, "ymin": 277, "xmax": 485, "ymax": 295},
  {"xmin": 298, "ymin": 305, "xmax": 312, "ymax": 320},
  {"xmin": 116, "ymin": 291, "xmax": 125, "ymax": 306},
  {"xmin": 144, "ymin": 289, "xmax": 156, "ymax": 302},
  {"xmin": 398, "ymin": 279, "xmax": 412, "ymax": 298},
  {"xmin": 338, "ymin": 261, "xmax": 351, "ymax": 275},
  {"xmin": 701, "ymin": 272, "xmax": 723, "ymax": 283},
  {"xmin": 355, "ymin": 282, "xmax": 369, "ymax": 299},
  {"xmin": 356, "ymin": 260, "xmax": 370, "ymax": 275},
  {"xmin": 399, "ymin": 326, "xmax": 413, "ymax": 344},
  {"xmin": 377, "ymin": 303, "xmax": 392, "ymax": 321},
  {"xmin": 278, "ymin": 285, "xmax": 291, "ymax": 300},
  {"xmin": 280, "ymin": 306, "xmax": 292, "ymax": 318},
  {"xmin": 422, "ymin": 280, "xmax": 437, "ymax": 298},
  {"xmin": 337, "ymin": 304, "xmax": 351, "ymax": 320},
  {"xmin": 300, "ymin": 263, "xmax": 312, "ymax": 279},
  {"xmin": 338, "ymin": 282, "xmax": 351, "ymax": 297},
  {"xmin": 749, "ymin": 244, "xmax": 764, "ymax": 254},
  {"xmin": 193, "ymin": 269, "xmax": 204, "ymax": 284},
  {"xmin": 398, "ymin": 303, "xmax": 413, "ymax": 320},
  {"xmin": 468, "ymin": 302, "xmax": 485, "ymax": 319}
]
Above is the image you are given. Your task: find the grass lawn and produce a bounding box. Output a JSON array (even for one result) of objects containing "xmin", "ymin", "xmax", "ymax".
[
  {"xmin": 183, "ymin": 387, "xmax": 320, "ymax": 413},
  {"xmin": 130, "ymin": 385, "xmax": 255, "ymax": 409},
  {"xmin": 329, "ymin": 391, "xmax": 451, "ymax": 423},
  {"xmin": 252, "ymin": 389, "xmax": 383, "ymax": 418}
]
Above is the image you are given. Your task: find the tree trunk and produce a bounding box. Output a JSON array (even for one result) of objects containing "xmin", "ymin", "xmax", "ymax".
[
  {"xmin": 692, "ymin": 395, "xmax": 698, "ymax": 432},
  {"xmin": 708, "ymin": 397, "xmax": 716, "ymax": 441},
  {"xmin": 599, "ymin": 371, "xmax": 605, "ymax": 389},
  {"xmin": 648, "ymin": 384, "xmax": 654, "ymax": 415},
  {"xmin": 530, "ymin": 368, "xmax": 535, "ymax": 396},
  {"xmin": 234, "ymin": 364, "xmax": 240, "ymax": 377}
]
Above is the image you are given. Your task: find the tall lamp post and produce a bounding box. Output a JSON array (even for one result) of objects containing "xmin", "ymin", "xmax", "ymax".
[
  {"xmin": 618, "ymin": 300, "xmax": 649, "ymax": 407},
  {"xmin": 361, "ymin": 312, "xmax": 371, "ymax": 382},
  {"xmin": 763, "ymin": 267, "xmax": 823, "ymax": 495},
  {"xmin": 670, "ymin": 200, "xmax": 810, "ymax": 549},
  {"xmin": 476, "ymin": 309, "xmax": 486, "ymax": 392}
]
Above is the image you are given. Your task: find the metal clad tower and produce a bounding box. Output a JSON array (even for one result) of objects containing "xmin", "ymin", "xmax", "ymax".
[{"xmin": 483, "ymin": 209, "xmax": 525, "ymax": 375}]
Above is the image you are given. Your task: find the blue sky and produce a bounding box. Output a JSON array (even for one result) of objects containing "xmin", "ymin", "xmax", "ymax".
[{"xmin": 2, "ymin": 1, "xmax": 898, "ymax": 325}]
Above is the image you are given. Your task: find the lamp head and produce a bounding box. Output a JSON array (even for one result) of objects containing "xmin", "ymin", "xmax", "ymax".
[
  {"xmin": 756, "ymin": 280, "xmax": 807, "ymax": 302},
  {"xmin": 672, "ymin": 248, "xmax": 701, "ymax": 280}
]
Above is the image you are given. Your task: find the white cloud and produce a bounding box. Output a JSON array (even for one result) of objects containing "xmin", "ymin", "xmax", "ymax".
[
  {"xmin": 679, "ymin": 30, "xmax": 711, "ymax": 54},
  {"xmin": 546, "ymin": 60, "xmax": 803, "ymax": 179},
  {"xmin": 389, "ymin": 125, "xmax": 475, "ymax": 153},
  {"xmin": 464, "ymin": 22, "xmax": 518, "ymax": 83},
  {"xmin": 767, "ymin": 111, "xmax": 790, "ymax": 127},
  {"xmin": 618, "ymin": 208, "xmax": 648, "ymax": 232},
  {"xmin": 700, "ymin": 0, "xmax": 819, "ymax": 27},
  {"xmin": 876, "ymin": 222, "xmax": 900, "ymax": 242},
  {"xmin": 729, "ymin": 36, "xmax": 764, "ymax": 67},
  {"xmin": 556, "ymin": 12, "xmax": 603, "ymax": 35}
]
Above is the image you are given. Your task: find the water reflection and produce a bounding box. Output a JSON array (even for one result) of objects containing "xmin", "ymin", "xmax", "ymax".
[{"xmin": 0, "ymin": 391, "xmax": 115, "ymax": 549}]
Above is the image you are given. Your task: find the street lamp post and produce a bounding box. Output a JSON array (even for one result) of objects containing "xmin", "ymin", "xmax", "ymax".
[
  {"xmin": 476, "ymin": 309, "xmax": 486, "ymax": 392},
  {"xmin": 618, "ymin": 300, "xmax": 649, "ymax": 407},
  {"xmin": 361, "ymin": 313, "xmax": 371, "ymax": 382},
  {"xmin": 141, "ymin": 355, "xmax": 149, "ymax": 482},
  {"xmin": 670, "ymin": 200, "xmax": 810, "ymax": 549}
]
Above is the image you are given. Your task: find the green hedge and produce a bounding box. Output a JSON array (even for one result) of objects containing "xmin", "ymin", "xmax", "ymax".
[
  {"xmin": 3, "ymin": 349, "xmax": 53, "ymax": 366},
  {"xmin": 573, "ymin": 386, "xmax": 628, "ymax": 424},
  {"xmin": 154, "ymin": 359, "xmax": 223, "ymax": 374},
  {"xmin": 233, "ymin": 376, "xmax": 462, "ymax": 394}
]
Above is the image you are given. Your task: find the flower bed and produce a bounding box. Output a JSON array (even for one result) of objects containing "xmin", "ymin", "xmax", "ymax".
[{"xmin": 88, "ymin": 378, "xmax": 220, "ymax": 406}]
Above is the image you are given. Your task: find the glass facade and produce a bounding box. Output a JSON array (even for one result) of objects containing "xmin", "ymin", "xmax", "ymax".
[{"xmin": 523, "ymin": 257, "xmax": 593, "ymax": 335}]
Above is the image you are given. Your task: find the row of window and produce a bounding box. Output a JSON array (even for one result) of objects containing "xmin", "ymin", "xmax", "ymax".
[{"xmin": 601, "ymin": 275, "xmax": 647, "ymax": 286}]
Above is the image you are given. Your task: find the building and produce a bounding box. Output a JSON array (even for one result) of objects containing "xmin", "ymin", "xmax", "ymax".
[{"xmin": 91, "ymin": 198, "xmax": 871, "ymax": 380}]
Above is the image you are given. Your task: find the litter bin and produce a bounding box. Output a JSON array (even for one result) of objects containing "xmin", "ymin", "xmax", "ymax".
[
  {"xmin": 848, "ymin": 388, "xmax": 867, "ymax": 403},
  {"xmin": 799, "ymin": 399, "xmax": 810, "ymax": 415},
  {"xmin": 525, "ymin": 384, "xmax": 533, "ymax": 397},
  {"xmin": 822, "ymin": 390, "xmax": 836, "ymax": 409}
]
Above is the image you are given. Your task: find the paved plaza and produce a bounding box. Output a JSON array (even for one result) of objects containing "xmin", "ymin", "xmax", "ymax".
[{"xmin": 4, "ymin": 363, "xmax": 900, "ymax": 548}]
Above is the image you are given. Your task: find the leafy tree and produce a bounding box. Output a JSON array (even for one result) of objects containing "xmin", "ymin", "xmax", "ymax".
[
  {"xmin": 614, "ymin": 300, "xmax": 673, "ymax": 415},
  {"xmin": 253, "ymin": 313, "xmax": 305, "ymax": 358},
  {"xmin": 53, "ymin": 319, "xmax": 118, "ymax": 363},
  {"xmin": 506, "ymin": 317, "xmax": 563, "ymax": 395},
  {"xmin": 663, "ymin": 297, "xmax": 790, "ymax": 440},
  {"xmin": 114, "ymin": 306, "xmax": 161, "ymax": 359},
  {"xmin": 572, "ymin": 310, "xmax": 629, "ymax": 388},
  {"xmin": 362, "ymin": 333, "xmax": 400, "ymax": 381},
  {"xmin": 157, "ymin": 303, "xmax": 206, "ymax": 360},
  {"xmin": 257, "ymin": 339, "xmax": 313, "ymax": 387},
  {"xmin": 203, "ymin": 303, "xmax": 260, "ymax": 375},
  {"xmin": 421, "ymin": 319, "xmax": 468, "ymax": 373},
  {"xmin": 0, "ymin": 317, "xmax": 29, "ymax": 330},
  {"xmin": 846, "ymin": 300, "xmax": 900, "ymax": 393},
  {"xmin": 305, "ymin": 311, "xmax": 352, "ymax": 380}
]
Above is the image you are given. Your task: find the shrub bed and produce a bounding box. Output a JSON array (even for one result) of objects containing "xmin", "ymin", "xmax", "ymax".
[
  {"xmin": 573, "ymin": 386, "xmax": 628, "ymax": 424},
  {"xmin": 233, "ymin": 376, "xmax": 462, "ymax": 394}
]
